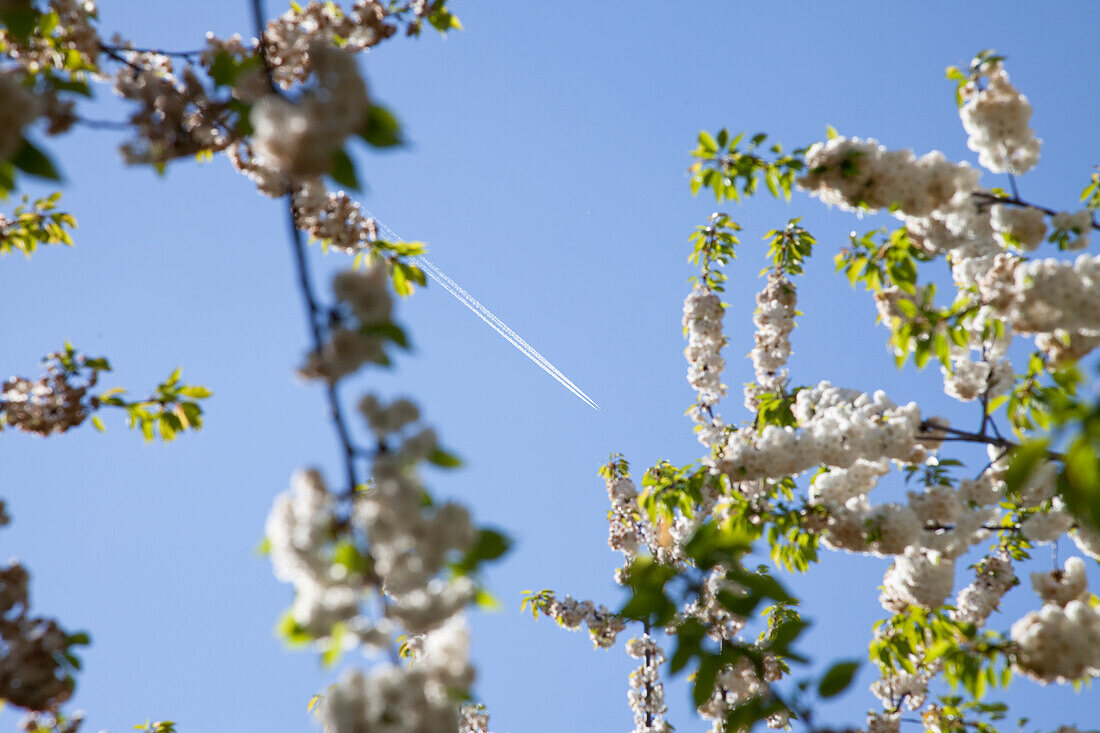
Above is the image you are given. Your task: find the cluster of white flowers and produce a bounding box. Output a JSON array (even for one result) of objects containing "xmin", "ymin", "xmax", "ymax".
[
  {"xmin": 823, "ymin": 501, "xmax": 920, "ymax": 557},
  {"xmin": 17, "ymin": 710, "xmax": 84, "ymax": 733},
  {"xmin": 799, "ymin": 137, "xmax": 978, "ymax": 217},
  {"xmin": 1050, "ymin": 210, "xmax": 1093, "ymax": 250},
  {"xmin": 358, "ymin": 394, "xmax": 418, "ymax": 437},
  {"xmin": 265, "ymin": 469, "xmax": 379, "ymax": 644},
  {"xmin": 294, "ymin": 177, "xmax": 379, "ymax": 253},
  {"xmin": 625, "ymin": 635, "xmax": 671, "ymax": 733},
  {"xmin": 979, "ymin": 251, "xmax": 1100, "ymax": 336},
  {"xmin": 1031, "ymin": 557, "xmax": 1089, "ymax": 608},
  {"xmin": 809, "ymin": 458, "xmax": 891, "ymax": 510},
  {"xmin": 262, "ymin": 0, "xmax": 395, "ymax": 89},
  {"xmin": 870, "ymin": 666, "xmax": 936, "ymax": 711},
  {"xmin": 1010, "ymin": 600, "xmax": 1100, "ymax": 683},
  {"xmin": 1071, "ymin": 523, "xmax": 1100, "ymax": 561},
  {"xmin": 298, "ymin": 266, "xmax": 392, "ymax": 382},
  {"xmin": 267, "ymin": 407, "xmax": 480, "ymax": 730},
  {"xmin": 696, "ymin": 655, "xmax": 784, "ymax": 733},
  {"xmin": 953, "ymin": 554, "xmax": 1018, "ymax": 627},
  {"xmin": 111, "ymin": 48, "xmax": 232, "ymax": 165},
  {"xmin": 458, "ymin": 704, "xmax": 491, "ymax": 733},
  {"xmin": 942, "ymin": 347, "xmax": 1013, "ymax": 403},
  {"xmin": 354, "ymin": 452, "xmax": 477, "ymax": 635},
  {"xmin": 746, "ymin": 272, "xmax": 796, "ymax": 409},
  {"xmin": 681, "ymin": 566, "xmax": 748, "ymax": 642},
  {"xmin": 720, "ymin": 382, "xmax": 922, "ymax": 483},
  {"xmin": 865, "ymin": 712, "xmax": 901, "ymax": 733},
  {"xmin": 683, "ymin": 285, "xmax": 727, "ymax": 447},
  {"xmin": 316, "ymin": 665, "xmax": 459, "ymax": 733},
  {"xmin": 991, "ymin": 204, "xmax": 1046, "ymax": 251},
  {"xmin": 250, "ymin": 45, "xmax": 368, "ymax": 183},
  {"xmin": 880, "ymin": 547, "xmax": 956, "ymax": 612},
  {"xmin": 959, "ymin": 60, "xmax": 1041, "ymax": 175},
  {"xmin": 1, "ymin": 373, "xmax": 90, "ymax": 437},
  {"xmin": 538, "ymin": 593, "xmax": 626, "ymax": 649},
  {"xmin": 1, "ymin": 349, "xmax": 101, "ymax": 437},
  {"xmin": 1019, "ymin": 504, "xmax": 1075, "ymax": 545},
  {"xmin": 605, "ymin": 476, "xmax": 649, "ymax": 568}
]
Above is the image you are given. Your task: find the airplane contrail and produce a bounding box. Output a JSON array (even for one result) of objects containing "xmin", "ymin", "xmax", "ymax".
[{"xmin": 363, "ymin": 211, "xmax": 600, "ymax": 411}]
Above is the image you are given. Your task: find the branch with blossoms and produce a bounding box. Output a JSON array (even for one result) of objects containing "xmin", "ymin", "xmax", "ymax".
[
  {"xmin": 542, "ymin": 48, "xmax": 1100, "ymax": 733},
  {"xmin": 2, "ymin": 1, "xmax": 510, "ymax": 730},
  {"xmin": 1, "ymin": 343, "xmax": 211, "ymax": 441}
]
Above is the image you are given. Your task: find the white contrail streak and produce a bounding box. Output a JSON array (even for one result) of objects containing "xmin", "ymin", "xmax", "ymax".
[{"xmin": 363, "ymin": 212, "xmax": 600, "ymax": 411}]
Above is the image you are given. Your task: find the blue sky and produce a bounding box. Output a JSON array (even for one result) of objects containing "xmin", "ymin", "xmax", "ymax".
[{"xmin": 3, "ymin": 2, "xmax": 1100, "ymax": 731}]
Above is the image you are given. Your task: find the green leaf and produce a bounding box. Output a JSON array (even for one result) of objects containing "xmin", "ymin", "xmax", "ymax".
[
  {"xmin": 10, "ymin": 139, "xmax": 61, "ymax": 181},
  {"xmin": 818, "ymin": 660, "xmax": 860, "ymax": 698},
  {"xmin": 0, "ymin": 7, "xmax": 40, "ymax": 40},
  {"xmin": 329, "ymin": 148, "xmax": 360, "ymax": 191},
  {"xmin": 455, "ymin": 528, "xmax": 512, "ymax": 573},
  {"xmin": 428, "ymin": 447, "xmax": 462, "ymax": 468},
  {"xmin": 276, "ymin": 610, "xmax": 312, "ymax": 646},
  {"xmin": 474, "ymin": 587, "xmax": 502, "ymax": 611},
  {"xmin": 358, "ymin": 104, "xmax": 403, "ymax": 148},
  {"xmin": 693, "ymin": 656, "xmax": 719, "ymax": 707},
  {"xmin": 1003, "ymin": 440, "xmax": 1050, "ymax": 499}
]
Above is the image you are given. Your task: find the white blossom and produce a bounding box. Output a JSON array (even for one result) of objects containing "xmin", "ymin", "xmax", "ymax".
[
  {"xmin": 959, "ymin": 61, "xmax": 1041, "ymax": 174},
  {"xmin": 1010, "ymin": 600, "xmax": 1100, "ymax": 683}
]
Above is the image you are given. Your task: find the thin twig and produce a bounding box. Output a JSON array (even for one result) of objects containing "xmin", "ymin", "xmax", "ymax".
[
  {"xmin": 919, "ymin": 421, "xmax": 1065, "ymax": 462},
  {"xmin": 99, "ymin": 43, "xmax": 204, "ymax": 58},
  {"xmin": 972, "ymin": 191, "xmax": 1100, "ymax": 232}
]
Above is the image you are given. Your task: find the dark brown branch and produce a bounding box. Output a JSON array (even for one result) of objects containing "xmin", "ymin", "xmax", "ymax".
[
  {"xmin": 972, "ymin": 191, "xmax": 1100, "ymax": 232},
  {"xmin": 918, "ymin": 421, "xmax": 1065, "ymax": 462}
]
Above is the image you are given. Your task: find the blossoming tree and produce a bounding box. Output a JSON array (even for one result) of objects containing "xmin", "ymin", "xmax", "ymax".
[{"xmin": 1, "ymin": 2, "xmax": 1098, "ymax": 732}]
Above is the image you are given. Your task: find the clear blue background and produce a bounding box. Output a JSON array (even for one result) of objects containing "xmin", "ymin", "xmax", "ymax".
[{"xmin": 3, "ymin": 2, "xmax": 1099, "ymax": 731}]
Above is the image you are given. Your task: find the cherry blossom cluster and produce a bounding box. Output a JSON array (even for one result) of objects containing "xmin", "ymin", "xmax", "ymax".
[
  {"xmin": 17, "ymin": 710, "xmax": 84, "ymax": 733},
  {"xmin": 746, "ymin": 271, "xmax": 796, "ymax": 410},
  {"xmin": 294, "ymin": 178, "xmax": 379, "ymax": 253},
  {"xmin": 1010, "ymin": 599, "xmax": 1100, "ymax": 683},
  {"xmin": 261, "ymin": 0, "xmax": 395, "ymax": 89},
  {"xmin": 952, "ymin": 554, "xmax": 1018, "ymax": 627},
  {"xmin": 604, "ymin": 473, "xmax": 676, "ymax": 579},
  {"xmin": 265, "ymin": 261, "xmax": 492, "ymax": 731},
  {"xmin": 110, "ymin": 47, "xmax": 234, "ymax": 166},
  {"xmin": 696, "ymin": 654, "xmax": 785, "ymax": 733},
  {"xmin": 316, "ymin": 662, "xmax": 460, "ymax": 733},
  {"xmin": 458, "ymin": 704, "xmax": 491, "ymax": 733},
  {"xmin": 870, "ymin": 665, "xmax": 936, "ymax": 712},
  {"xmin": 626, "ymin": 635, "xmax": 671, "ymax": 733},
  {"xmin": 959, "ymin": 60, "xmax": 1041, "ymax": 175},
  {"xmin": 781, "ymin": 54, "xmax": 1100, "ymax": 721},
  {"xmin": 297, "ymin": 265, "xmax": 392, "ymax": 382},
  {"xmin": 719, "ymin": 382, "xmax": 923, "ymax": 483},
  {"xmin": 683, "ymin": 285, "xmax": 727, "ymax": 447},
  {"xmin": 250, "ymin": 45, "xmax": 368, "ymax": 182},
  {"xmin": 799, "ymin": 137, "xmax": 978, "ymax": 217},
  {"xmin": 680, "ymin": 565, "xmax": 747, "ymax": 643},
  {"xmin": 1, "ymin": 351, "xmax": 100, "ymax": 436},
  {"xmin": 530, "ymin": 592, "xmax": 626, "ymax": 649},
  {"xmin": 978, "ymin": 251, "xmax": 1100, "ymax": 336}
]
